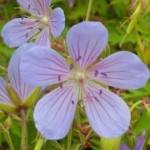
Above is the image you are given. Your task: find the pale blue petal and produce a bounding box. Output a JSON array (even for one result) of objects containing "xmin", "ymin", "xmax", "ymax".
[
  {"xmin": 84, "ymin": 82, "xmax": 131, "ymax": 137},
  {"xmin": 34, "ymin": 84, "xmax": 77, "ymax": 139},
  {"xmin": 51, "ymin": 8, "xmax": 65, "ymax": 37},
  {"xmin": 17, "ymin": 0, "xmax": 51, "ymax": 15},
  {"xmin": 89, "ymin": 51, "xmax": 150, "ymax": 89},
  {"xmin": 67, "ymin": 21, "xmax": 108, "ymax": 68},
  {"xmin": 1, "ymin": 18, "xmax": 39, "ymax": 48},
  {"xmin": 20, "ymin": 46, "xmax": 70, "ymax": 86},
  {"xmin": 0, "ymin": 77, "xmax": 10, "ymax": 104},
  {"xmin": 8, "ymin": 44, "xmax": 35, "ymax": 100},
  {"xmin": 35, "ymin": 28, "xmax": 51, "ymax": 48}
]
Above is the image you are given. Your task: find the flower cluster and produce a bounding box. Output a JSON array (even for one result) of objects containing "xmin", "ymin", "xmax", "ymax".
[
  {"xmin": 1, "ymin": 0, "xmax": 65, "ymax": 48},
  {"xmin": 0, "ymin": 0, "xmax": 150, "ymax": 143}
]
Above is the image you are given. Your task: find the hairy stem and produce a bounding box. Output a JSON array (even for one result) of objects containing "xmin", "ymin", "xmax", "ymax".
[
  {"xmin": 20, "ymin": 110, "xmax": 28, "ymax": 150},
  {"xmin": 86, "ymin": 0, "xmax": 93, "ymax": 21},
  {"xmin": 130, "ymin": 100, "xmax": 142, "ymax": 112},
  {"xmin": 34, "ymin": 136, "xmax": 45, "ymax": 150},
  {"xmin": 0, "ymin": 124, "xmax": 14, "ymax": 150},
  {"xmin": 67, "ymin": 129, "xmax": 72, "ymax": 150}
]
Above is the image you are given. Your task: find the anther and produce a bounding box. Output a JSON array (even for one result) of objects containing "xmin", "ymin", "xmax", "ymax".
[
  {"xmin": 94, "ymin": 70, "xmax": 99, "ymax": 77},
  {"xmin": 94, "ymin": 96, "xmax": 99, "ymax": 102},
  {"xmin": 101, "ymin": 72, "xmax": 107, "ymax": 77},
  {"xmin": 58, "ymin": 75, "xmax": 61, "ymax": 81},
  {"xmin": 71, "ymin": 100, "xmax": 75, "ymax": 104},
  {"xmin": 99, "ymin": 89, "xmax": 102, "ymax": 95},
  {"xmin": 76, "ymin": 56, "xmax": 82, "ymax": 62}
]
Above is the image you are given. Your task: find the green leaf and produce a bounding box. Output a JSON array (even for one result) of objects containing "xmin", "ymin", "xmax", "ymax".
[
  {"xmin": 0, "ymin": 103, "xmax": 15, "ymax": 113},
  {"xmin": 23, "ymin": 87, "xmax": 41, "ymax": 108},
  {"xmin": 6, "ymin": 85, "xmax": 22, "ymax": 106},
  {"xmin": 134, "ymin": 110, "xmax": 150, "ymax": 135}
]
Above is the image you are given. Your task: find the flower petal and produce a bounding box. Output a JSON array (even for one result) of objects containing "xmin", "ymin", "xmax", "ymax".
[
  {"xmin": 89, "ymin": 51, "xmax": 150, "ymax": 89},
  {"xmin": 17, "ymin": 0, "xmax": 51, "ymax": 15},
  {"xmin": 35, "ymin": 28, "xmax": 51, "ymax": 48},
  {"xmin": 120, "ymin": 144, "xmax": 130, "ymax": 150},
  {"xmin": 134, "ymin": 134, "xmax": 145, "ymax": 150},
  {"xmin": 84, "ymin": 82, "xmax": 131, "ymax": 137},
  {"xmin": 0, "ymin": 77, "xmax": 10, "ymax": 104},
  {"xmin": 8, "ymin": 44, "xmax": 35, "ymax": 100},
  {"xmin": 20, "ymin": 46, "xmax": 70, "ymax": 87},
  {"xmin": 34, "ymin": 84, "xmax": 78, "ymax": 139},
  {"xmin": 51, "ymin": 7, "xmax": 65, "ymax": 37},
  {"xmin": 1, "ymin": 18, "xmax": 40, "ymax": 48},
  {"xmin": 66, "ymin": 21, "xmax": 108, "ymax": 68}
]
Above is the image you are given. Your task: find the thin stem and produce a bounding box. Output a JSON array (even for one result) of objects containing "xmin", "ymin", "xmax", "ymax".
[
  {"xmin": 76, "ymin": 107, "xmax": 84, "ymax": 144},
  {"xmin": 34, "ymin": 136, "xmax": 45, "ymax": 150},
  {"xmin": 86, "ymin": 0, "xmax": 93, "ymax": 21},
  {"xmin": 67, "ymin": 129, "xmax": 72, "ymax": 150},
  {"xmin": 130, "ymin": 100, "xmax": 142, "ymax": 112},
  {"xmin": 0, "ymin": 124, "xmax": 14, "ymax": 150},
  {"xmin": 0, "ymin": 65, "xmax": 7, "ymax": 72},
  {"xmin": 20, "ymin": 110, "xmax": 28, "ymax": 150}
]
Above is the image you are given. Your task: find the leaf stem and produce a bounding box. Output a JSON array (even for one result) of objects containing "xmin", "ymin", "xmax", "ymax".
[
  {"xmin": 20, "ymin": 109, "xmax": 28, "ymax": 150},
  {"xmin": 86, "ymin": 0, "xmax": 93, "ymax": 21},
  {"xmin": 34, "ymin": 136, "xmax": 45, "ymax": 150},
  {"xmin": 130, "ymin": 100, "xmax": 142, "ymax": 112}
]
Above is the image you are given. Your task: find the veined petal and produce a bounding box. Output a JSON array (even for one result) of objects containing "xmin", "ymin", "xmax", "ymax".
[
  {"xmin": 1, "ymin": 18, "xmax": 40, "ymax": 48},
  {"xmin": 17, "ymin": 0, "xmax": 51, "ymax": 15},
  {"xmin": 8, "ymin": 44, "xmax": 35, "ymax": 100},
  {"xmin": 0, "ymin": 77, "xmax": 10, "ymax": 104},
  {"xmin": 89, "ymin": 51, "xmax": 150, "ymax": 90},
  {"xmin": 20, "ymin": 46, "xmax": 70, "ymax": 87},
  {"xmin": 84, "ymin": 82, "xmax": 130, "ymax": 138},
  {"xmin": 66, "ymin": 21, "xmax": 108, "ymax": 68},
  {"xmin": 34, "ymin": 84, "xmax": 78, "ymax": 139},
  {"xmin": 51, "ymin": 7, "xmax": 65, "ymax": 37},
  {"xmin": 35, "ymin": 28, "xmax": 51, "ymax": 48}
]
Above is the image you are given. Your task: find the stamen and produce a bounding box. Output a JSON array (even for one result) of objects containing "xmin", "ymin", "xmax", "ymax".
[
  {"xmin": 101, "ymin": 72, "xmax": 107, "ymax": 77},
  {"xmin": 69, "ymin": 64, "xmax": 74, "ymax": 70},
  {"xmin": 71, "ymin": 100, "xmax": 75, "ymax": 104},
  {"xmin": 58, "ymin": 75, "xmax": 63, "ymax": 88},
  {"xmin": 99, "ymin": 89, "xmax": 102, "ymax": 95},
  {"xmin": 94, "ymin": 96, "xmax": 99, "ymax": 102},
  {"xmin": 94, "ymin": 70, "xmax": 99, "ymax": 77},
  {"xmin": 58, "ymin": 75, "xmax": 61, "ymax": 81},
  {"xmin": 75, "ymin": 71, "xmax": 85, "ymax": 81},
  {"xmin": 76, "ymin": 56, "xmax": 82, "ymax": 62}
]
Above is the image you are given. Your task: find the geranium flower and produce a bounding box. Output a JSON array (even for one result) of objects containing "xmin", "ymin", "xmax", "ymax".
[
  {"xmin": 0, "ymin": 44, "xmax": 35, "ymax": 108},
  {"xmin": 1, "ymin": 0, "xmax": 65, "ymax": 48},
  {"xmin": 20, "ymin": 21, "xmax": 150, "ymax": 139},
  {"xmin": 120, "ymin": 134, "xmax": 145, "ymax": 150}
]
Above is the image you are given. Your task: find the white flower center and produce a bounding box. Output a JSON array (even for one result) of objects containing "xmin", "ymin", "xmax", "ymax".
[
  {"xmin": 75, "ymin": 71, "xmax": 86, "ymax": 81},
  {"xmin": 41, "ymin": 16, "xmax": 49, "ymax": 25}
]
